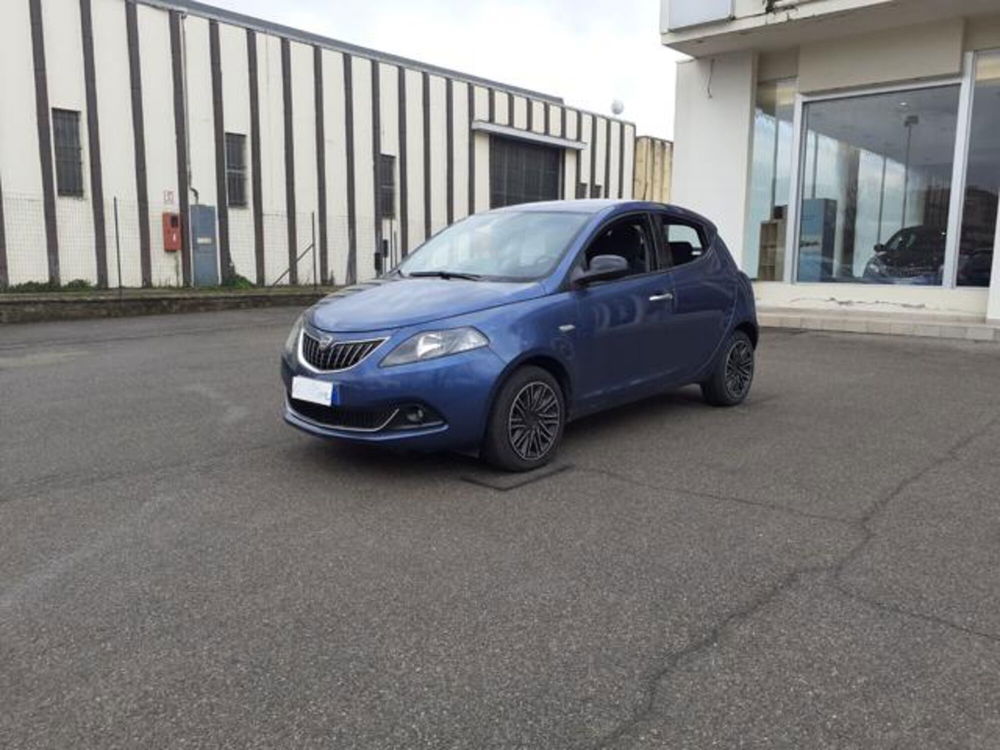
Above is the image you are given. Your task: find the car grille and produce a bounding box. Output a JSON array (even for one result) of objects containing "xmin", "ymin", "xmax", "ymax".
[
  {"xmin": 289, "ymin": 399, "xmax": 397, "ymax": 431},
  {"xmin": 301, "ymin": 332, "xmax": 385, "ymax": 371}
]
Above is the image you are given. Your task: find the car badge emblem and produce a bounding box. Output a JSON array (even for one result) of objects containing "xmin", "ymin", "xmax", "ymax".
[{"xmin": 318, "ymin": 335, "xmax": 335, "ymax": 351}]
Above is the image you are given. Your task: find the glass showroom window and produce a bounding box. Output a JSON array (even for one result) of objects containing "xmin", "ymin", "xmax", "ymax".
[
  {"xmin": 794, "ymin": 85, "xmax": 960, "ymax": 285},
  {"xmin": 957, "ymin": 51, "xmax": 1000, "ymax": 287},
  {"xmin": 745, "ymin": 79, "xmax": 795, "ymax": 280}
]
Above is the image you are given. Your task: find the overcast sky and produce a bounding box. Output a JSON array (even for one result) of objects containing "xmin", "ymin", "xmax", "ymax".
[{"xmin": 208, "ymin": 0, "xmax": 684, "ymax": 139}]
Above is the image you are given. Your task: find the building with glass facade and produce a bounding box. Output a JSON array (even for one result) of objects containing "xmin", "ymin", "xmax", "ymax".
[{"xmin": 662, "ymin": 0, "xmax": 1000, "ymax": 324}]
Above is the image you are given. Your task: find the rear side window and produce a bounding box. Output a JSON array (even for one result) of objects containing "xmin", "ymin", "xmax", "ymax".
[{"xmin": 656, "ymin": 215, "xmax": 707, "ymax": 268}]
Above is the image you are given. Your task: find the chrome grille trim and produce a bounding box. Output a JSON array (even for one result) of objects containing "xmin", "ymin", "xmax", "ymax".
[{"xmin": 298, "ymin": 331, "xmax": 388, "ymax": 373}]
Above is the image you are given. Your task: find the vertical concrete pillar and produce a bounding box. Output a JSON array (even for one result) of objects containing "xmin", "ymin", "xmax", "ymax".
[{"xmin": 670, "ymin": 51, "xmax": 755, "ymax": 264}]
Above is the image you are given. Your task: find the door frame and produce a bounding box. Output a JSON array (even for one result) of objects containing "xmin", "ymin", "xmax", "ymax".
[{"xmin": 781, "ymin": 61, "xmax": 973, "ymax": 287}]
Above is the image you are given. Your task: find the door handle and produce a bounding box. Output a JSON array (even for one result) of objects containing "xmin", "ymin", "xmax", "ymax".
[{"xmin": 648, "ymin": 292, "xmax": 674, "ymax": 302}]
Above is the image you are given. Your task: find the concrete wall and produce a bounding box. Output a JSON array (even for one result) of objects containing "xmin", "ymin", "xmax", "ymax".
[
  {"xmin": 670, "ymin": 52, "xmax": 754, "ymax": 257},
  {"xmin": 0, "ymin": 0, "xmax": 636, "ymax": 289},
  {"xmin": 798, "ymin": 19, "xmax": 964, "ymax": 93}
]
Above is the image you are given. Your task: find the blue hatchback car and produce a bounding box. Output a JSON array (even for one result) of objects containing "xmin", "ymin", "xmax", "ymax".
[{"xmin": 281, "ymin": 200, "xmax": 758, "ymax": 471}]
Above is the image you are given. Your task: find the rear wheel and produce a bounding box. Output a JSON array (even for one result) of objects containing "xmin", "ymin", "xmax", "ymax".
[
  {"xmin": 482, "ymin": 366, "xmax": 565, "ymax": 472},
  {"xmin": 701, "ymin": 330, "xmax": 755, "ymax": 407}
]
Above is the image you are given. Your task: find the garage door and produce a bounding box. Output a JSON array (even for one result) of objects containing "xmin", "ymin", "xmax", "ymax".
[{"xmin": 489, "ymin": 136, "xmax": 562, "ymax": 209}]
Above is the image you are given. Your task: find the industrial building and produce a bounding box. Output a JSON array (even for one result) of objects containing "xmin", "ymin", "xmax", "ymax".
[
  {"xmin": 0, "ymin": 0, "xmax": 639, "ymax": 289},
  {"xmin": 662, "ymin": 0, "xmax": 1000, "ymax": 324}
]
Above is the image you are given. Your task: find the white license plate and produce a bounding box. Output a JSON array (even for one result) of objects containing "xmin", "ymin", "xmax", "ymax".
[{"xmin": 291, "ymin": 376, "xmax": 340, "ymax": 406}]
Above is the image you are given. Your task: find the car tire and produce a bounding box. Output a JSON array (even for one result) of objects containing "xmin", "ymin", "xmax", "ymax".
[
  {"xmin": 482, "ymin": 366, "xmax": 565, "ymax": 473},
  {"xmin": 701, "ymin": 330, "xmax": 755, "ymax": 407}
]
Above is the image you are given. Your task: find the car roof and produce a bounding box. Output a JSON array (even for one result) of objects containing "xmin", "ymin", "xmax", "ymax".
[
  {"xmin": 491, "ymin": 199, "xmax": 664, "ymax": 214},
  {"xmin": 487, "ymin": 200, "xmax": 719, "ymax": 240}
]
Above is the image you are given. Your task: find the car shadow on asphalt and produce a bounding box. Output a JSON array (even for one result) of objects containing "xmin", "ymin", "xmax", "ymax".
[{"xmin": 286, "ymin": 386, "xmax": 722, "ymax": 486}]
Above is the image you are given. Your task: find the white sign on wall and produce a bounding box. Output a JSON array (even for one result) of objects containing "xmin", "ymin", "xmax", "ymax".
[{"xmin": 666, "ymin": 0, "xmax": 734, "ymax": 31}]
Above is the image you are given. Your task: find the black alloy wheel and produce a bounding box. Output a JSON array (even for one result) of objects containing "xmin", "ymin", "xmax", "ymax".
[
  {"xmin": 482, "ymin": 366, "xmax": 565, "ymax": 472},
  {"xmin": 724, "ymin": 337, "xmax": 754, "ymax": 401},
  {"xmin": 507, "ymin": 381, "xmax": 561, "ymax": 462},
  {"xmin": 701, "ymin": 330, "xmax": 755, "ymax": 407}
]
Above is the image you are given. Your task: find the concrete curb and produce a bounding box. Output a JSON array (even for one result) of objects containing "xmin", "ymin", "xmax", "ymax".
[
  {"xmin": 0, "ymin": 289, "xmax": 332, "ymax": 324},
  {"xmin": 759, "ymin": 309, "xmax": 1000, "ymax": 344}
]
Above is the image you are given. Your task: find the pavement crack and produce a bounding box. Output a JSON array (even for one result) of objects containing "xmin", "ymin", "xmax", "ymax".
[
  {"xmin": 592, "ymin": 565, "xmax": 831, "ymax": 749},
  {"xmin": 832, "ymin": 584, "xmax": 1000, "ymax": 645},
  {"xmin": 589, "ymin": 413, "xmax": 1000, "ymax": 747}
]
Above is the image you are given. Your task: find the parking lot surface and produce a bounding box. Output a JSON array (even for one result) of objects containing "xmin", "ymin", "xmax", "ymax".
[{"xmin": 2, "ymin": 309, "xmax": 999, "ymax": 748}]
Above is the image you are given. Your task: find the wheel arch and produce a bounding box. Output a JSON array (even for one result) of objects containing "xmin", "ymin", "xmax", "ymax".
[
  {"xmin": 735, "ymin": 320, "xmax": 759, "ymax": 349},
  {"xmin": 486, "ymin": 351, "xmax": 574, "ymax": 418}
]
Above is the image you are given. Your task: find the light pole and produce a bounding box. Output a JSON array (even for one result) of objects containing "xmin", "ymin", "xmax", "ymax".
[{"xmin": 900, "ymin": 114, "xmax": 919, "ymax": 229}]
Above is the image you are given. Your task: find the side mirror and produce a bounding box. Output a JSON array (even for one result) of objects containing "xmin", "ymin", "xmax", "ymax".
[
  {"xmin": 874, "ymin": 243, "xmax": 886, "ymax": 255},
  {"xmin": 573, "ymin": 254, "xmax": 629, "ymax": 286}
]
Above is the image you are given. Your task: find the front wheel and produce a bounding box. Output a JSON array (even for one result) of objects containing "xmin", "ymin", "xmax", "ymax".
[
  {"xmin": 701, "ymin": 330, "xmax": 755, "ymax": 407},
  {"xmin": 482, "ymin": 366, "xmax": 565, "ymax": 472}
]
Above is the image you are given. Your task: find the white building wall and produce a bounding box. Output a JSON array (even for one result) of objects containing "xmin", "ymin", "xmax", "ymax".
[
  {"xmin": 495, "ymin": 91, "xmax": 510, "ymax": 126},
  {"xmin": 184, "ymin": 15, "xmax": 217, "ymax": 285},
  {"xmin": 138, "ymin": 5, "xmax": 182, "ymax": 287},
  {"xmin": 451, "ymin": 80, "xmax": 470, "ymax": 221},
  {"xmin": 92, "ymin": 0, "xmax": 139, "ymax": 287},
  {"xmin": 513, "ymin": 96, "xmax": 528, "ymax": 130},
  {"xmin": 321, "ymin": 49, "xmax": 348, "ymax": 284},
  {"xmin": 403, "ymin": 69, "xmax": 425, "ymax": 251},
  {"xmin": 548, "ymin": 104, "xmax": 562, "ymax": 137},
  {"xmin": 471, "ymin": 86, "xmax": 490, "ymax": 213},
  {"xmin": 563, "ymin": 110, "xmax": 578, "ymax": 198},
  {"xmin": 350, "ymin": 56, "xmax": 376, "ymax": 281},
  {"xmin": 579, "ymin": 115, "xmax": 593, "ymax": 192},
  {"xmin": 594, "ymin": 117, "xmax": 608, "ymax": 198},
  {"xmin": 219, "ymin": 22, "xmax": 254, "ymax": 282},
  {"xmin": 378, "ymin": 63, "xmax": 400, "ymax": 259},
  {"xmin": 0, "ymin": 0, "xmax": 47, "ymax": 284},
  {"xmin": 43, "ymin": 0, "xmax": 96, "ymax": 285},
  {"xmin": 428, "ymin": 75, "xmax": 448, "ymax": 234},
  {"xmin": 608, "ymin": 123, "xmax": 622, "ymax": 199},
  {"xmin": 257, "ymin": 33, "xmax": 287, "ymax": 286},
  {"xmin": 290, "ymin": 41, "xmax": 318, "ymax": 284},
  {"xmin": 671, "ymin": 53, "xmax": 754, "ymax": 256}
]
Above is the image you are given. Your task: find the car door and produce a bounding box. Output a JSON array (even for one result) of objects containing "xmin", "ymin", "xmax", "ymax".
[
  {"xmin": 570, "ymin": 213, "xmax": 675, "ymax": 408},
  {"xmin": 652, "ymin": 212, "xmax": 737, "ymax": 383}
]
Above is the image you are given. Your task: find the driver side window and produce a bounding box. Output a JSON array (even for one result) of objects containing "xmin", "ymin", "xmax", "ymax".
[{"xmin": 583, "ymin": 215, "xmax": 654, "ymax": 278}]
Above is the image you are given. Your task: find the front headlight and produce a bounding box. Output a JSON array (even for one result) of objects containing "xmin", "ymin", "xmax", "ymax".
[
  {"xmin": 284, "ymin": 314, "xmax": 305, "ymax": 356},
  {"xmin": 381, "ymin": 327, "xmax": 489, "ymax": 367}
]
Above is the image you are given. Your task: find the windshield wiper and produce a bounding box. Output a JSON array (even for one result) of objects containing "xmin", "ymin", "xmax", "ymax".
[{"xmin": 406, "ymin": 270, "xmax": 483, "ymax": 281}]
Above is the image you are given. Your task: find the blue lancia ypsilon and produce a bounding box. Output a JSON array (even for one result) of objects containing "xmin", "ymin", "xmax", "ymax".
[{"xmin": 282, "ymin": 200, "xmax": 758, "ymax": 472}]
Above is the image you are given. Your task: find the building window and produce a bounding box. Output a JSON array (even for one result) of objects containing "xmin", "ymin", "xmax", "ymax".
[
  {"xmin": 745, "ymin": 79, "xmax": 795, "ymax": 280},
  {"xmin": 225, "ymin": 133, "xmax": 247, "ymax": 208},
  {"xmin": 52, "ymin": 109, "xmax": 84, "ymax": 197},
  {"xmin": 378, "ymin": 154, "xmax": 396, "ymax": 219},
  {"xmin": 793, "ymin": 85, "xmax": 960, "ymax": 285},
  {"xmin": 957, "ymin": 50, "xmax": 1000, "ymax": 287},
  {"xmin": 576, "ymin": 183, "xmax": 588, "ymax": 199},
  {"xmin": 489, "ymin": 136, "xmax": 561, "ymax": 208}
]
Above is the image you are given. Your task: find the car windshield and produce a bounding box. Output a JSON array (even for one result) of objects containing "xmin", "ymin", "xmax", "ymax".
[{"xmin": 397, "ymin": 210, "xmax": 591, "ymax": 281}]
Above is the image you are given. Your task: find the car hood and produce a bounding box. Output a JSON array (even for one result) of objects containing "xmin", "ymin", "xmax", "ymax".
[{"xmin": 309, "ymin": 277, "xmax": 546, "ymax": 333}]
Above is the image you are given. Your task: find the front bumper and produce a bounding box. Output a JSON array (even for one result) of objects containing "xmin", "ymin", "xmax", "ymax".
[{"xmin": 280, "ymin": 337, "xmax": 506, "ymax": 451}]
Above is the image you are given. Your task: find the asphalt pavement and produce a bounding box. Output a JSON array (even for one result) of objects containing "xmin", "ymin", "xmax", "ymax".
[{"xmin": 2, "ymin": 309, "xmax": 999, "ymax": 748}]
